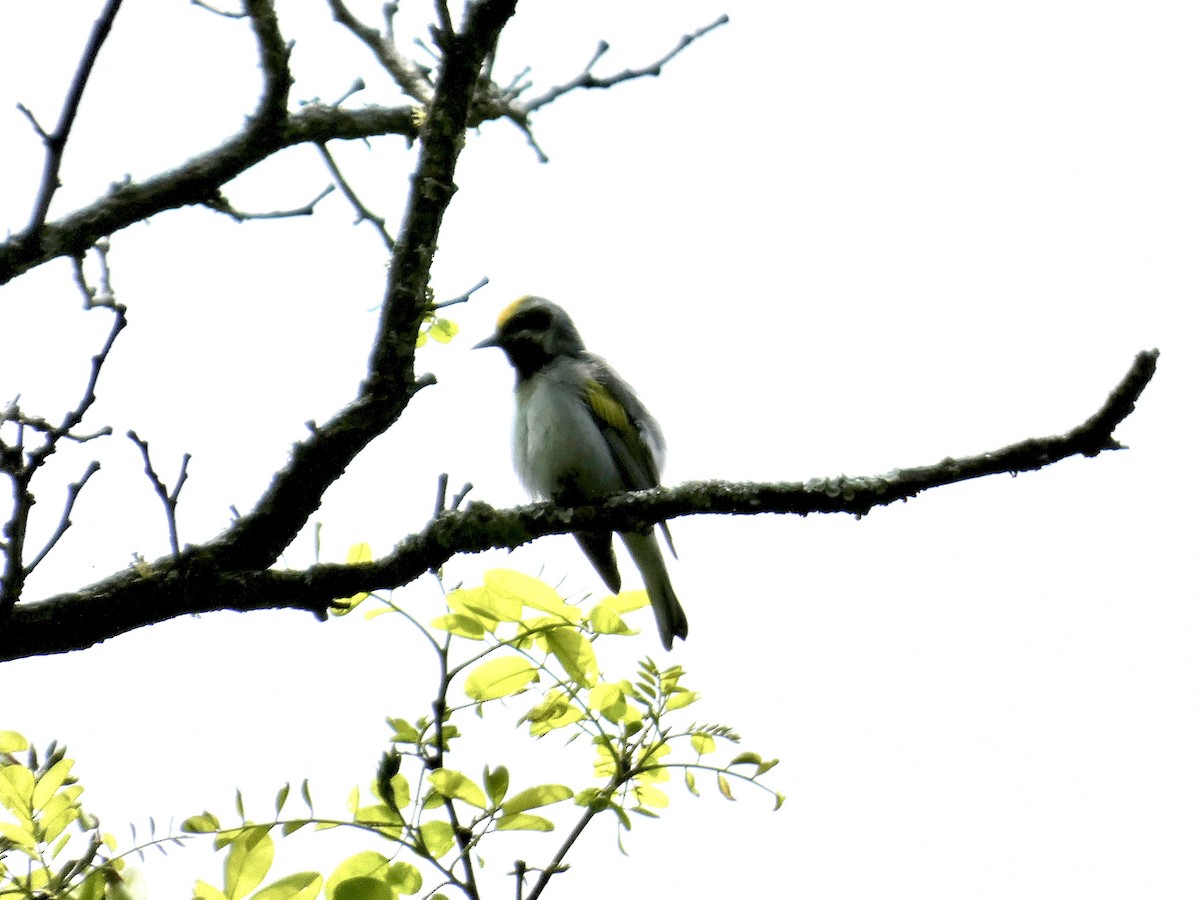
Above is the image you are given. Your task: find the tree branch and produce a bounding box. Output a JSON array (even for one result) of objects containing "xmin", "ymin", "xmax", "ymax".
[
  {"xmin": 22, "ymin": 0, "xmax": 125, "ymax": 232},
  {"xmin": 0, "ymin": 349, "xmax": 1157, "ymax": 663}
]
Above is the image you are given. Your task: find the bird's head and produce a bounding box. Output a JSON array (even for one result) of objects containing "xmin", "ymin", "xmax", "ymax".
[{"xmin": 473, "ymin": 295, "xmax": 586, "ymax": 379}]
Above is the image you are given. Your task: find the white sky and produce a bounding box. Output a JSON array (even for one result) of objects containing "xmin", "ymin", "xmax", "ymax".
[{"xmin": 2, "ymin": 1, "xmax": 1199, "ymax": 898}]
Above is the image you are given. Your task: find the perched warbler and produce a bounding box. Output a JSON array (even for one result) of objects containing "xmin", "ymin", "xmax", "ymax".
[{"xmin": 474, "ymin": 296, "xmax": 688, "ymax": 649}]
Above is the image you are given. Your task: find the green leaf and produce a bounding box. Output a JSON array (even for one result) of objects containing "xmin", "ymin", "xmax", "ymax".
[
  {"xmin": 330, "ymin": 878, "xmax": 390, "ymax": 900},
  {"xmin": 728, "ymin": 752, "xmax": 761, "ymax": 766},
  {"xmin": 484, "ymin": 766, "xmax": 509, "ymax": 806},
  {"xmin": 224, "ymin": 826, "xmax": 274, "ymax": 900},
  {"xmin": 634, "ymin": 785, "xmax": 669, "ymax": 809},
  {"xmin": 0, "ymin": 762, "xmax": 35, "ymax": 813},
  {"xmin": 494, "ymin": 813, "xmax": 554, "ymax": 832},
  {"xmin": 459, "ymin": 582, "xmax": 522, "ymax": 623},
  {"xmin": 605, "ymin": 590, "xmax": 650, "ymax": 613},
  {"xmin": 690, "ymin": 734, "xmax": 716, "ymax": 756},
  {"xmin": 418, "ymin": 821, "xmax": 455, "ymax": 859},
  {"xmin": 773, "ymin": 792, "xmax": 786, "ymax": 811},
  {"xmin": 685, "ymin": 771, "xmax": 699, "ymax": 796},
  {"xmin": 500, "ymin": 784, "xmax": 573, "ymax": 815},
  {"xmin": 274, "ymin": 784, "xmax": 290, "ymax": 816},
  {"xmin": 387, "ymin": 772, "xmax": 411, "ymax": 809},
  {"xmin": 544, "ymin": 627, "xmax": 598, "ymax": 688},
  {"xmin": 484, "ymin": 569, "xmax": 578, "ymax": 621},
  {"xmin": 181, "ymin": 812, "xmax": 221, "ymax": 834},
  {"xmin": 522, "ymin": 691, "xmax": 585, "ymax": 736},
  {"xmin": 0, "ymin": 730, "xmax": 28, "ymax": 753},
  {"xmin": 429, "ymin": 613, "xmax": 487, "ymax": 640},
  {"xmin": 0, "ymin": 821, "xmax": 35, "ymax": 851},
  {"xmin": 250, "ymin": 872, "xmax": 322, "ymax": 900},
  {"xmin": 325, "ymin": 851, "xmax": 389, "ymax": 900},
  {"xmin": 664, "ymin": 690, "xmax": 699, "ymax": 711},
  {"xmin": 194, "ymin": 881, "xmax": 225, "ymax": 900},
  {"xmin": 446, "ymin": 587, "xmax": 498, "ymax": 631},
  {"xmin": 386, "ymin": 862, "xmax": 422, "ymax": 896},
  {"xmin": 427, "ymin": 317, "xmax": 458, "ymax": 343},
  {"xmin": 717, "ymin": 775, "xmax": 734, "ymax": 801},
  {"xmin": 428, "ymin": 769, "xmax": 488, "ymax": 809},
  {"xmin": 587, "ymin": 604, "xmax": 635, "ymax": 635},
  {"xmin": 34, "ymin": 759, "xmax": 72, "ymax": 811},
  {"xmin": 756, "ymin": 759, "xmax": 780, "ymax": 776},
  {"xmin": 463, "ymin": 657, "xmax": 539, "ymax": 701},
  {"xmin": 387, "ymin": 719, "xmax": 421, "ymax": 745}
]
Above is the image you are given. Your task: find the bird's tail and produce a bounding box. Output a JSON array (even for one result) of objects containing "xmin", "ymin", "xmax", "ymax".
[{"xmin": 620, "ymin": 531, "xmax": 688, "ymax": 650}]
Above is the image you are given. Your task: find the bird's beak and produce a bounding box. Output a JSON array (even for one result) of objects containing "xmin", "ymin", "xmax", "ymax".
[{"xmin": 472, "ymin": 333, "xmax": 501, "ymax": 350}]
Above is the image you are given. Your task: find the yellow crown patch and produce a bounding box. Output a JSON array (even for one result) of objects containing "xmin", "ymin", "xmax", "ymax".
[{"xmin": 496, "ymin": 295, "xmax": 535, "ymax": 328}]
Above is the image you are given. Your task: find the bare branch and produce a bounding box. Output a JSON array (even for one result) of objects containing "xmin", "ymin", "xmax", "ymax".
[
  {"xmin": 23, "ymin": 0, "xmax": 125, "ymax": 232},
  {"xmin": 203, "ymin": 184, "xmax": 335, "ymax": 221},
  {"xmin": 0, "ymin": 103, "xmax": 421, "ymax": 285},
  {"xmin": 191, "ymin": 0, "xmax": 245, "ymax": 17},
  {"xmin": 316, "ymin": 144, "xmax": 394, "ymax": 248},
  {"xmin": 0, "ymin": 350, "xmax": 1158, "ymax": 661},
  {"xmin": 244, "ymin": 0, "xmax": 292, "ymax": 127},
  {"xmin": 127, "ymin": 431, "xmax": 190, "ymax": 556},
  {"xmin": 328, "ymin": 0, "xmax": 435, "ymax": 103},
  {"xmin": 520, "ymin": 15, "xmax": 729, "ymax": 114},
  {"xmin": 433, "ymin": 276, "xmax": 488, "ymax": 309},
  {"xmin": 24, "ymin": 461, "xmax": 102, "ymax": 575}
]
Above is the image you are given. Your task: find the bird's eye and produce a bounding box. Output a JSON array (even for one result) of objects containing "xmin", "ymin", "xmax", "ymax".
[{"xmin": 510, "ymin": 308, "xmax": 552, "ymax": 332}]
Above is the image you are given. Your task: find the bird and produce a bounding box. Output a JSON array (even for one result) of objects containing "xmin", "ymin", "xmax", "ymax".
[{"xmin": 474, "ymin": 295, "xmax": 688, "ymax": 649}]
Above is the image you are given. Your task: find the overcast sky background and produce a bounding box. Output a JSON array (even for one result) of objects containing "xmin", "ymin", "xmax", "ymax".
[{"xmin": 2, "ymin": 1, "xmax": 1199, "ymax": 898}]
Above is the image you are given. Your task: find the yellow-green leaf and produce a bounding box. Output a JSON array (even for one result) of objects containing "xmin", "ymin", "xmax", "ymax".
[
  {"xmin": 418, "ymin": 821, "xmax": 454, "ymax": 859},
  {"xmin": 484, "ymin": 570, "xmax": 575, "ymax": 620},
  {"xmin": 0, "ymin": 821, "xmax": 35, "ymax": 851},
  {"xmin": 225, "ymin": 826, "xmax": 274, "ymax": 900},
  {"xmin": 484, "ymin": 766, "xmax": 509, "ymax": 806},
  {"xmin": 428, "ymin": 318, "xmax": 458, "ymax": 343},
  {"xmin": 388, "ymin": 719, "xmax": 420, "ymax": 744},
  {"xmin": 685, "ymin": 771, "xmax": 699, "ymax": 796},
  {"xmin": 325, "ymin": 851, "xmax": 388, "ymax": 900},
  {"xmin": 664, "ymin": 690, "xmax": 699, "ymax": 711},
  {"xmin": 194, "ymin": 881, "xmax": 225, "ymax": 900},
  {"xmin": 250, "ymin": 873, "xmax": 322, "ymax": 900},
  {"xmin": 523, "ymin": 691, "xmax": 585, "ymax": 736},
  {"xmin": 332, "ymin": 544, "xmax": 373, "ymax": 615},
  {"xmin": 0, "ymin": 731, "xmax": 27, "ymax": 753},
  {"xmin": 181, "ymin": 812, "xmax": 220, "ymax": 834},
  {"xmin": 544, "ymin": 627, "xmax": 598, "ymax": 688},
  {"xmin": 587, "ymin": 605, "xmax": 634, "ymax": 635},
  {"xmin": 600, "ymin": 590, "xmax": 649, "ymax": 613},
  {"xmin": 494, "ymin": 813, "xmax": 554, "ymax": 832},
  {"xmin": 387, "ymin": 862, "xmax": 422, "ymax": 896},
  {"xmin": 0, "ymin": 763, "xmax": 35, "ymax": 811},
  {"xmin": 634, "ymin": 785, "xmax": 669, "ymax": 809},
  {"xmin": 718, "ymin": 774, "xmax": 734, "ymax": 801},
  {"xmin": 773, "ymin": 792, "xmax": 786, "ymax": 811},
  {"xmin": 387, "ymin": 772, "xmax": 411, "ymax": 809},
  {"xmin": 428, "ymin": 769, "xmax": 488, "ymax": 809},
  {"xmin": 330, "ymin": 878, "xmax": 389, "ymax": 900},
  {"xmin": 500, "ymin": 784, "xmax": 573, "ymax": 815},
  {"xmin": 459, "ymin": 582, "xmax": 522, "ymax": 623},
  {"xmin": 32, "ymin": 757, "xmax": 73, "ymax": 811},
  {"xmin": 429, "ymin": 613, "xmax": 487, "ymax": 640},
  {"xmin": 690, "ymin": 734, "xmax": 716, "ymax": 756},
  {"xmin": 463, "ymin": 656, "xmax": 539, "ymax": 701}
]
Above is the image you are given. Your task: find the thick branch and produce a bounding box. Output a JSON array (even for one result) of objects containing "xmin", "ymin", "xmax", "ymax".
[
  {"xmin": 0, "ymin": 350, "xmax": 1157, "ymax": 663},
  {"xmin": 0, "ymin": 104, "xmax": 421, "ymax": 285}
]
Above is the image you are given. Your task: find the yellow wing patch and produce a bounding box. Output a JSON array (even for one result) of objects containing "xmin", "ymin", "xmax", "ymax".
[{"xmin": 583, "ymin": 378, "xmax": 631, "ymax": 432}]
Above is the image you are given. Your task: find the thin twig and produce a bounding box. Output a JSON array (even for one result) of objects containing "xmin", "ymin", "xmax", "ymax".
[
  {"xmin": 327, "ymin": 0, "xmax": 435, "ymax": 102},
  {"xmin": 190, "ymin": 0, "xmax": 245, "ymax": 17},
  {"xmin": 127, "ymin": 431, "xmax": 190, "ymax": 556},
  {"xmin": 23, "ymin": 0, "xmax": 125, "ymax": 232},
  {"xmin": 433, "ymin": 277, "xmax": 488, "ymax": 309},
  {"xmin": 24, "ymin": 461, "xmax": 102, "ymax": 575},
  {"xmin": 316, "ymin": 143, "xmax": 394, "ymax": 248},
  {"xmin": 520, "ymin": 15, "xmax": 729, "ymax": 113},
  {"xmin": 203, "ymin": 185, "xmax": 335, "ymax": 222}
]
